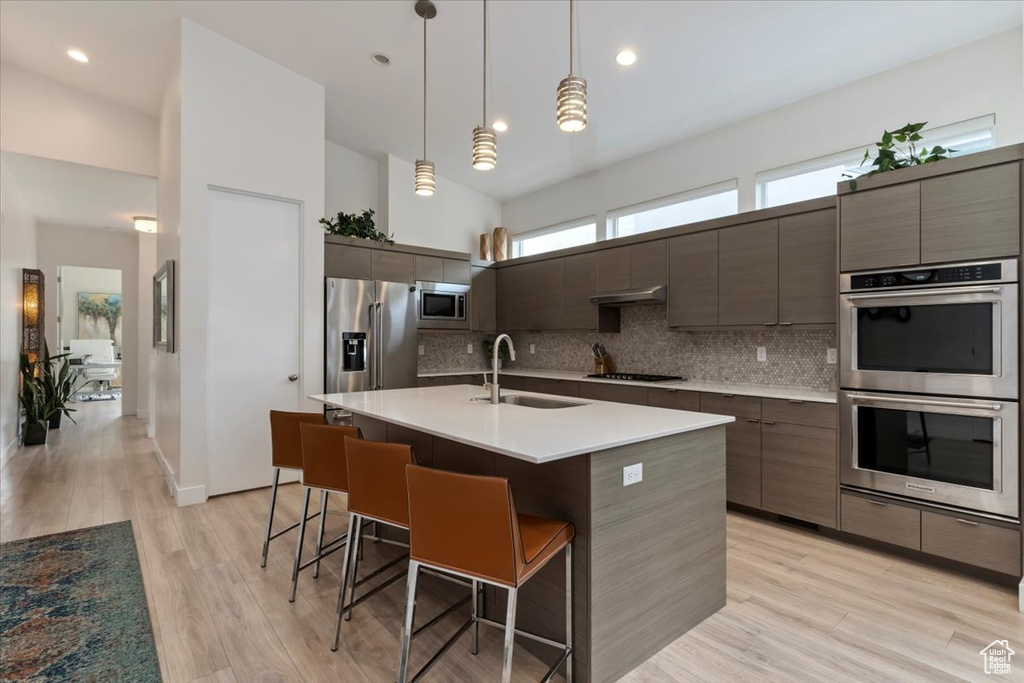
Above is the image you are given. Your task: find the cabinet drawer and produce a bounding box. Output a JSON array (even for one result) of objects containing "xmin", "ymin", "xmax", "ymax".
[
  {"xmin": 762, "ymin": 398, "xmax": 836, "ymax": 429},
  {"xmin": 325, "ymin": 243, "xmax": 371, "ymax": 279},
  {"xmin": 700, "ymin": 393, "xmax": 761, "ymax": 419},
  {"xmin": 417, "ymin": 376, "xmax": 446, "ymax": 387},
  {"xmin": 921, "ymin": 511, "xmax": 1021, "ymax": 576},
  {"xmin": 578, "ymin": 382, "xmax": 648, "ymax": 406},
  {"xmin": 840, "ymin": 493, "xmax": 920, "ymax": 550},
  {"xmin": 444, "ymin": 374, "xmax": 482, "ymax": 386},
  {"xmin": 647, "ymin": 388, "xmax": 700, "ymax": 412}
]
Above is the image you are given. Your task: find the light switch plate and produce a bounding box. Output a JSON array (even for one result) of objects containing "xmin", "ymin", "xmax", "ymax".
[
  {"xmin": 623, "ymin": 463, "xmax": 643, "ymax": 487},
  {"xmin": 467, "ymin": 344, "xmax": 473, "ymax": 354},
  {"xmin": 530, "ymin": 344, "xmax": 536, "ymax": 354},
  {"xmin": 756, "ymin": 346, "xmax": 767, "ymax": 362},
  {"xmin": 418, "ymin": 345, "xmax": 425, "ymax": 356},
  {"xmin": 826, "ymin": 348, "xmax": 837, "ymax": 364}
]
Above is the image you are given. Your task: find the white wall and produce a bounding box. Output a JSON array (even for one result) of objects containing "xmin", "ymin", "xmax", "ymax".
[
  {"xmin": 384, "ymin": 155, "xmax": 501, "ymax": 253},
  {"xmin": 58, "ymin": 265, "xmax": 122, "ymax": 348},
  {"xmin": 502, "ymin": 28, "xmax": 1024, "ymax": 234},
  {"xmin": 325, "ymin": 141, "xmax": 379, "ymax": 218},
  {"xmin": 35, "ymin": 224, "xmax": 140, "ymax": 417},
  {"xmin": 0, "ymin": 64, "xmax": 159, "ymax": 177},
  {"xmin": 154, "ymin": 19, "xmax": 325, "ymax": 504},
  {"xmin": 137, "ymin": 233, "xmax": 156, "ymax": 420},
  {"xmin": 0, "ymin": 158, "xmax": 37, "ymax": 460}
]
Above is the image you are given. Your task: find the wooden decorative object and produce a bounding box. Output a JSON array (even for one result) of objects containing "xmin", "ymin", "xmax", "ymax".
[
  {"xmin": 479, "ymin": 233, "xmax": 492, "ymax": 261},
  {"xmin": 21, "ymin": 268, "xmax": 44, "ymax": 363},
  {"xmin": 492, "ymin": 227, "xmax": 508, "ymax": 262}
]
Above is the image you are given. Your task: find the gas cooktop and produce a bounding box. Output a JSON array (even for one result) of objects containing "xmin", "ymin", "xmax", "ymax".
[{"xmin": 586, "ymin": 373, "xmax": 685, "ymax": 383}]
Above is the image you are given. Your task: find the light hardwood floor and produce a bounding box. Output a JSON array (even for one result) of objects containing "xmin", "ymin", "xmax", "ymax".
[{"xmin": 2, "ymin": 403, "xmax": 1021, "ymax": 682}]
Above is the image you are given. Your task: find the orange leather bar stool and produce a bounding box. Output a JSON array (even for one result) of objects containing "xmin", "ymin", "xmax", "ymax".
[
  {"xmin": 331, "ymin": 436, "xmax": 417, "ymax": 652},
  {"xmin": 261, "ymin": 411, "xmax": 326, "ymax": 569},
  {"xmin": 287, "ymin": 423, "xmax": 361, "ymax": 602},
  {"xmin": 398, "ymin": 465, "xmax": 575, "ymax": 683}
]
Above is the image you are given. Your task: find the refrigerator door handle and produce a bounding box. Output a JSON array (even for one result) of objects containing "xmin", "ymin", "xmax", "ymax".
[
  {"xmin": 368, "ymin": 303, "xmax": 377, "ymax": 390},
  {"xmin": 376, "ymin": 301, "xmax": 384, "ymax": 389}
]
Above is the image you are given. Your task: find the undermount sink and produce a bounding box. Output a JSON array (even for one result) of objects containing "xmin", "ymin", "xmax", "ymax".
[{"xmin": 472, "ymin": 394, "xmax": 587, "ymax": 409}]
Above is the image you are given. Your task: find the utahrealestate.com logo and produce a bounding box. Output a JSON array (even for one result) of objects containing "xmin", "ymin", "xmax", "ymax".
[{"xmin": 980, "ymin": 640, "xmax": 1015, "ymax": 675}]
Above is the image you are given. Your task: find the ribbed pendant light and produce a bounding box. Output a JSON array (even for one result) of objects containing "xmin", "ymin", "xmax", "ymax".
[
  {"xmin": 556, "ymin": 0, "xmax": 586, "ymax": 133},
  {"xmin": 472, "ymin": 0, "xmax": 497, "ymax": 170},
  {"xmin": 415, "ymin": 0, "xmax": 437, "ymax": 196}
]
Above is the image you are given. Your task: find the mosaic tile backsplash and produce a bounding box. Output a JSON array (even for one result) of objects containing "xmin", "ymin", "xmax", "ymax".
[{"xmin": 419, "ymin": 306, "xmax": 837, "ymax": 389}]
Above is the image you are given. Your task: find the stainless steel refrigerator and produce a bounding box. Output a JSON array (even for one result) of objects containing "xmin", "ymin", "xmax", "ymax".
[{"xmin": 325, "ymin": 278, "xmax": 418, "ymax": 423}]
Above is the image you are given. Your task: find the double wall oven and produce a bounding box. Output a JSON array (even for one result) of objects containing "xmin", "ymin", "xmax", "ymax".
[{"xmin": 839, "ymin": 259, "xmax": 1019, "ymax": 520}]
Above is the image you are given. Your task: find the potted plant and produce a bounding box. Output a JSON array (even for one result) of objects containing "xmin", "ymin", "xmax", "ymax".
[
  {"xmin": 482, "ymin": 337, "xmax": 512, "ymax": 368},
  {"xmin": 19, "ymin": 354, "xmax": 52, "ymax": 445},
  {"xmin": 843, "ymin": 122, "xmax": 955, "ymax": 190},
  {"xmin": 320, "ymin": 208, "xmax": 395, "ymax": 245},
  {"xmin": 40, "ymin": 344, "xmax": 78, "ymax": 429}
]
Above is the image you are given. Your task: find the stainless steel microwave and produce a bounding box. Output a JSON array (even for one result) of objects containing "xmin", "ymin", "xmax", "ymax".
[
  {"xmin": 417, "ymin": 281, "xmax": 469, "ymax": 329},
  {"xmin": 839, "ymin": 259, "xmax": 1018, "ymax": 399}
]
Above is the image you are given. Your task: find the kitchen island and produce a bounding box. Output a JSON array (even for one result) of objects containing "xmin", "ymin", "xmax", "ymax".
[{"xmin": 311, "ymin": 384, "xmax": 733, "ymax": 683}]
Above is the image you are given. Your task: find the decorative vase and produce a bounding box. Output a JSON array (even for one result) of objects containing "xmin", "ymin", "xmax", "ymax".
[
  {"xmin": 479, "ymin": 234, "xmax": 492, "ymax": 261},
  {"xmin": 48, "ymin": 412, "xmax": 62, "ymax": 430},
  {"xmin": 492, "ymin": 227, "xmax": 508, "ymax": 262},
  {"xmin": 23, "ymin": 422, "xmax": 48, "ymax": 446}
]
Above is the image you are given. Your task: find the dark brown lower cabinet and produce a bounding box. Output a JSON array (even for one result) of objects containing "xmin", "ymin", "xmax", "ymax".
[
  {"xmin": 577, "ymin": 382, "xmax": 648, "ymax": 405},
  {"xmin": 920, "ymin": 511, "xmax": 1021, "ymax": 576},
  {"xmin": 724, "ymin": 418, "xmax": 761, "ymax": 508},
  {"xmin": 840, "ymin": 493, "xmax": 920, "ymax": 549},
  {"xmin": 761, "ymin": 421, "xmax": 837, "ymax": 528}
]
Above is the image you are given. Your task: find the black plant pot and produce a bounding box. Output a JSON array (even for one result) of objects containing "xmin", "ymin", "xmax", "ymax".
[
  {"xmin": 23, "ymin": 422, "xmax": 48, "ymax": 446},
  {"xmin": 49, "ymin": 412, "xmax": 63, "ymax": 430}
]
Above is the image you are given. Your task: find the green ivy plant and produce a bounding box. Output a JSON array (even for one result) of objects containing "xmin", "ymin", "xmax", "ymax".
[
  {"xmin": 319, "ymin": 209, "xmax": 394, "ymax": 245},
  {"xmin": 844, "ymin": 122, "xmax": 954, "ymax": 190},
  {"xmin": 482, "ymin": 337, "xmax": 512, "ymax": 363}
]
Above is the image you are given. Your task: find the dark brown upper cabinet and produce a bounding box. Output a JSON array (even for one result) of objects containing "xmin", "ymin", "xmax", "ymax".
[
  {"xmin": 325, "ymin": 243, "xmax": 371, "ymax": 280},
  {"xmin": 596, "ymin": 246, "xmax": 631, "ymax": 292},
  {"xmin": 778, "ymin": 208, "xmax": 837, "ymax": 325},
  {"xmin": 415, "ymin": 255, "xmax": 445, "ymax": 282},
  {"xmin": 442, "ymin": 258, "xmax": 472, "ymax": 285},
  {"xmin": 920, "ymin": 163, "xmax": 1020, "ymax": 264},
  {"xmin": 470, "ymin": 266, "xmax": 496, "ymax": 333},
  {"xmin": 629, "ymin": 240, "xmax": 667, "ymax": 290},
  {"xmin": 668, "ymin": 231, "xmax": 718, "ymax": 328},
  {"xmin": 718, "ymin": 219, "xmax": 779, "ymax": 326},
  {"xmin": 564, "ymin": 253, "xmax": 601, "ymax": 330},
  {"xmin": 371, "ymin": 250, "xmax": 416, "ymax": 283},
  {"xmin": 501, "ymin": 259, "xmax": 564, "ymax": 331},
  {"xmin": 839, "ymin": 183, "xmax": 920, "ymax": 272}
]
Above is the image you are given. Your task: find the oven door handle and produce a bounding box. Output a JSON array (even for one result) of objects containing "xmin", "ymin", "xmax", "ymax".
[
  {"xmin": 844, "ymin": 285, "xmax": 1001, "ymax": 302},
  {"xmin": 845, "ymin": 393, "xmax": 1003, "ymax": 412}
]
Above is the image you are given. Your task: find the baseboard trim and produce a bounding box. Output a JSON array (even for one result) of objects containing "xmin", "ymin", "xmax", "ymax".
[
  {"xmin": 137, "ymin": 408, "xmax": 149, "ymax": 419},
  {"xmin": 175, "ymin": 484, "xmax": 208, "ymax": 507},
  {"xmin": 150, "ymin": 438, "xmax": 207, "ymax": 508},
  {"xmin": 1, "ymin": 436, "xmax": 19, "ymax": 467}
]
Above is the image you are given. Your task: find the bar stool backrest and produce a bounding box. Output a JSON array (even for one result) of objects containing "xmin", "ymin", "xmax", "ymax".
[
  {"xmin": 270, "ymin": 411, "xmax": 325, "ymax": 469},
  {"xmin": 344, "ymin": 437, "xmax": 415, "ymax": 528},
  {"xmin": 299, "ymin": 424, "xmax": 361, "ymax": 493},
  {"xmin": 405, "ymin": 465, "xmax": 523, "ymax": 587}
]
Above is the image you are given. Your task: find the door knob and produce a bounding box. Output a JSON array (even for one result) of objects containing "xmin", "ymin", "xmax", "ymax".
[{"xmin": 288, "ymin": 374, "xmax": 299, "ymax": 382}]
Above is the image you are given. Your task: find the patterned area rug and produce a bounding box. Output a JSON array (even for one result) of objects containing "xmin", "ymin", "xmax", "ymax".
[{"xmin": 1, "ymin": 521, "xmax": 161, "ymax": 682}]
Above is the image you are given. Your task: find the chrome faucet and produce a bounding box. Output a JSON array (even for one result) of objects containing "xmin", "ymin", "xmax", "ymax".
[{"xmin": 486, "ymin": 334, "xmax": 516, "ymax": 404}]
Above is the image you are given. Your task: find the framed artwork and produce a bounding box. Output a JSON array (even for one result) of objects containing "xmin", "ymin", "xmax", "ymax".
[
  {"xmin": 153, "ymin": 259, "xmax": 175, "ymax": 353},
  {"xmin": 77, "ymin": 292, "xmax": 122, "ymax": 346}
]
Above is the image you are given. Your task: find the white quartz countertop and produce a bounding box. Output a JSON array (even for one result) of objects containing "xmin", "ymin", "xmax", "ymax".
[
  {"xmin": 417, "ymin": 368, "xmax": 837, "ymax": 404},
  {"xmin": 310, "ymin": 385, "xmax": 734, "ymax": 464}
]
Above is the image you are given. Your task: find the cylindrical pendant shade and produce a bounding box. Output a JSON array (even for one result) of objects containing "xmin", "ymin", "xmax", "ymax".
[
  {"xmin": 472, "ymin": 126, "xmax": 497, "ymax": 171},
  {"xmin": 479, "ymin": 234, "xmax": 493, "ymax": 261},
  {"xmin": 557, "ymin": 75, "xmax": 587, "ymax": 132},
  {"xmin": 492, "ymin": 227, "xmax": 508, "ymax": 262},
  {"xmin": 414, "ymin": 159, "xmax": 436, "ymax": 196}
]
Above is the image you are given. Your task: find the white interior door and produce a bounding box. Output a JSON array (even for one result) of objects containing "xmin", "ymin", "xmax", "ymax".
[{"xmin": 206, "ymin": 188, "xmax": 301, "ymax": 495}]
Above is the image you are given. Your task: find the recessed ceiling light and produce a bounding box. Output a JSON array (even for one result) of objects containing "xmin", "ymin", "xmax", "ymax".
[
  {"xmin": 67, "ymin": 49, "xmax": 89, "ymax": 63},
  {"xmin": 134, "ymin": 216, "xmax": 157, "ymax": 233},
  {"xmin": 615, "ymin": 49, "xmax": 637, "ymax": 66},
  {"xmin": 370, "ymin": 53, "xmax": 391, "ymax": 67},
  {"xmin": 492, "ymin": 120, "xmax": 508, "ymax": 133}
]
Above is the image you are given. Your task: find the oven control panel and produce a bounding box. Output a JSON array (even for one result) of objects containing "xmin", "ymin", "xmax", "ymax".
[{"xmin": 850, "ymin": 263, "xmax": 1002, "ymax": 290}]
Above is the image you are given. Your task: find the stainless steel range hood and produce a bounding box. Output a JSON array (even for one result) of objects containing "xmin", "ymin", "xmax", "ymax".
[{"xmin": 589, "ymin": 285, "xmax": 666, "ymax": 306}]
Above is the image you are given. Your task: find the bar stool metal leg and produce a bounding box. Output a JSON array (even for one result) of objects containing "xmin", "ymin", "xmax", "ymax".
[
  {"xmin": 470, "ymin": 579, "xmax": 480, "ymax": 656},
  {"xmin": 314, "ymin": 490, "xmax": 328, "ymax": 579},
  {"xmin": 290, "ymin": 486, "xmax": 312, "ymax": 602},
  {"xmin": 501, "ymin": 588, "xmax": 518, "ymax": 683},
  {"xmin": 331, "ymin": 512, "xmax": 359, "ymax": 652},
  {"xmin": 260, "ymin": 467, "xmax": 281, "ymax": 568},
  {"xmin": 396, "ymin": 560, "xmax": 421, "ymax": 683},
  {"xmin": 345, "ymin": 516, "xmax": 364, "ymax": 622},
  {"xmin": 566, "ymin": 542, "xmax": 574, "ymax": 683}
]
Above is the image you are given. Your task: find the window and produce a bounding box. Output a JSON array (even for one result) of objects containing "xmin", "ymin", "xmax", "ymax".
[
  {"xmin": 608, "ymin": 180, "xmax": 738, "ymax": 238},
  {"xmin": 756, "ymin": 114, "xmax": 996, "ymax": 209},
  {"xmin": 511, "ymin": 216, "xmax": 596, "ymax": 258}
]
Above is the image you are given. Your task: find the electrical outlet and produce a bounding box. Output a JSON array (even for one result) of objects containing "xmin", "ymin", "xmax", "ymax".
[
  {"xmin": 756, "ymin": 346, "xmax": 767, "ymax": 362},
  {"xmin": 826, "ymin": 348, "xmax": 837, "ymax": 364},
  {"xmin": 622, "ymin": 463, "xmax": 643, "ymax": 487},
  {"xmin": 530, "ymin": 344, "xmax": 536, "ymax": 354},
  {"xmin": 418, "ymin": 345, "xmax": 425, "ymax": 356},
  {"xmin": 466, "ymin": 344, "xmax": 473, "ymax": 354}
]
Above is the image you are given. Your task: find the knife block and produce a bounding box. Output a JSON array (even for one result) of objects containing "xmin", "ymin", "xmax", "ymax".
[{"xmin": 594, "ymin": 354, "xmax": 614, "ymax": 375}]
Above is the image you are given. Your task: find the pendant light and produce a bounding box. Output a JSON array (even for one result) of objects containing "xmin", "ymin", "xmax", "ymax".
[
  {"xmin": 556, "ymin": 0, "xmax": 586, "ymax": 133},
  {"xmin": 414, "ymin": 0, "xmax": 437, "ymax": 196},
  {"xmin": 472, "ymin": 0, "xmax": 497, "ymax": 170}
]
